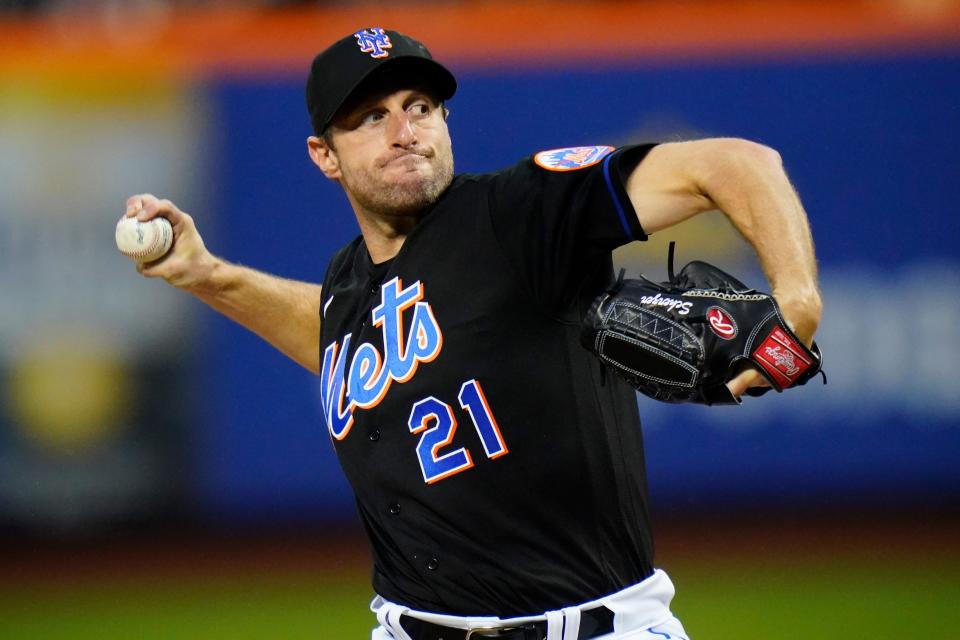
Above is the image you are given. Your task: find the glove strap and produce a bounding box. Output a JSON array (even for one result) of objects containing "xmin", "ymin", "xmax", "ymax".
[
  {"xmin": 750, "ymin": 324, "xmax": 820, "ymax": 390},
  {"xmin": 667, "ymin": 240, "xmax": 677, "ymax": 283}
]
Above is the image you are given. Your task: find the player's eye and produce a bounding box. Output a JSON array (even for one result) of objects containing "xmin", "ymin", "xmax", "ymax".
[
  {"xmin": 408, "ymin": 102, "xmax": 431, "ymax": 117},
  {"xmin": 360, "ymin": 110, "xmax": 385, "ymax": 126}
]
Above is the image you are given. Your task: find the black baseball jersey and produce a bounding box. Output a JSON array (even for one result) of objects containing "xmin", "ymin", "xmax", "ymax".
[{"xmin": 319, "ymin": 144, "xmax": 657, "ymax": 617}]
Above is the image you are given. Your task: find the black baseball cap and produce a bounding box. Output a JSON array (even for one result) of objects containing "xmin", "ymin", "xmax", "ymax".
[{"xmin": 306, "ymin": 27, "xmax": 457, "ymax": 135}]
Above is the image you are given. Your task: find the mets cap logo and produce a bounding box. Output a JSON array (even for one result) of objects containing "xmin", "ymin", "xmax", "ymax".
[
  {"xmin": 534, "ymin": 145, "xmax": 615, "ymax": 172},
  {"xmin": 355, "ymin": 27, "xmax": 392, "ymax": 59}
]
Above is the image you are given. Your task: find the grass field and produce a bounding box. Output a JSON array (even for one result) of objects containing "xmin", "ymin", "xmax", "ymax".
[{"xmin": 2, "ymin": 519, "xmax": 957, "ymax": 639}]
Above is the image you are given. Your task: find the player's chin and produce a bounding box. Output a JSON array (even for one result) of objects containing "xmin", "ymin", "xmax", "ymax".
[
  {"xmin": 394, "ymin": 169, "xmax": 447, "ymax": 193},
  {"xmin": 378, "ymin": 182, "xmax": 444, "ymax": 215},
  {"xmin": 378, "ymin": 163, "xmax": 451, "ymax": 206}
]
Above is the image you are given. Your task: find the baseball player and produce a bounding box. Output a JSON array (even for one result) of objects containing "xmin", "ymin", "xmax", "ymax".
[{"xmin": 125, "ymin": 27, "xmax": 821, "ymax": 640}]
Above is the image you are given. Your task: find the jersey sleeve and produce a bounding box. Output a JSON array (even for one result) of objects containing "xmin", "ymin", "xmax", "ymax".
[{"xmin": 488, "ymin": 143, "xmax": 656, "ymax": 311}]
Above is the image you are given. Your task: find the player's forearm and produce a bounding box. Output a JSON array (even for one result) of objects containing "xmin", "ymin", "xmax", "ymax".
[
  {"xmin": 698, "ymin": 140, "xmax": 822, "ymax": 342},
  {"xmin": 188, "ymin": 258, "xmax": 322, "ymax": 374}
]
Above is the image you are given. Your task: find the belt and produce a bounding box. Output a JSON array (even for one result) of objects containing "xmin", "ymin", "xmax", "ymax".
[{"xmin": 399, "ymin": 605, "xmax": 614, "ymax": 640}]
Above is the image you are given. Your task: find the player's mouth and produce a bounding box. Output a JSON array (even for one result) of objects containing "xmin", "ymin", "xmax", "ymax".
[{"xmin": 379, "ymin": 150, "xmax": 432, "ymax": 169}]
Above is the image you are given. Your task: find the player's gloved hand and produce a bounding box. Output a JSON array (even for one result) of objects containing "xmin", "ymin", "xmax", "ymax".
[
  {"xmin": 124, "ymin": 194, "xmax": 219, "ymax": 292},
  {"xmin": 580, "ymin": 243, "xmax": 825, "ymax": 405}
]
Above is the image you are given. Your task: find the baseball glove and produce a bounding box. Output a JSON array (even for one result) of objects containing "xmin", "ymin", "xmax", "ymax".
[{"xmin": 581, "ymin": 244, "xmax": 824, "ymax": 405}]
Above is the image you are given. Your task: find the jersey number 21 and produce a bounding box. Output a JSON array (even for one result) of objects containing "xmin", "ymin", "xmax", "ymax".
[{"xmin": 407, "ymin": 379, "xmax": 508, "ymax": 484}]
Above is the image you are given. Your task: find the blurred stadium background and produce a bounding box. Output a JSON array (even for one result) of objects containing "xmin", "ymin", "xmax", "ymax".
[{"xmin": 1, "ymin": 0, "xmax": 958, "ymax": 638}]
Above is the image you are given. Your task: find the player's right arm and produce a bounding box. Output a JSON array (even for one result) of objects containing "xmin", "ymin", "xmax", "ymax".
[{"xmin": 125, "ymin": 194, "xmax": 322, "ymax": 374}]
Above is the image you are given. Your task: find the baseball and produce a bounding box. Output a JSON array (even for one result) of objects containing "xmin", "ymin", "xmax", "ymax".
[{"xmin": 115, "ymin": 216, "xmax": 173, "ymax": 263}]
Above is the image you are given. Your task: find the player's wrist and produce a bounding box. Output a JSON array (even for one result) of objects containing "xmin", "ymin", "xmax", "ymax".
[
  {"xmin": 181, "ymin": 253, "xmax": 229, "ymax": 297},
  {"xmin": 772, "ymin": 288, "xmax": 822, "ymax": 345}
]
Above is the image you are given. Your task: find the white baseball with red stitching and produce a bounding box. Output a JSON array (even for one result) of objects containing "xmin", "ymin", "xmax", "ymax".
[{"xmin": 115, "ymin": 216, "xmax": 173, "ymax": 263}]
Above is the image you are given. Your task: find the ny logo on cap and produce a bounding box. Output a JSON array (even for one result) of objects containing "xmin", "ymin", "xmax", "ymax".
[{"xmin": 354, "ymin": 28, "xmax": 392, "ymax": 59}]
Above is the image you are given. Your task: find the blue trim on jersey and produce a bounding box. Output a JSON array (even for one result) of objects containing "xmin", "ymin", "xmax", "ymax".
[
  {"xmin": 602, "ymin": 152, "xmax": 635, "ymax": 242},
  {"xmin": 647, "ymin": 628, "xmax": 672, "ymax": 639}
]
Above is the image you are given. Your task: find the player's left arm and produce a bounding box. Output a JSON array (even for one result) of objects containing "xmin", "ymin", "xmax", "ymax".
[{"xmin": 624, "ymin": 138, "xmax": 822, "ymax": 396}]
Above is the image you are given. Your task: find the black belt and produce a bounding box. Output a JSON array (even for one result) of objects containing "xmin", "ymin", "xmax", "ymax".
[{"xmin": 399, "ymin": 605, "xmax": 614, "ymax": 640}]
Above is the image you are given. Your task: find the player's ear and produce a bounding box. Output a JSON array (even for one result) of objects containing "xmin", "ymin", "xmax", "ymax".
[{"xmin": 307, "ymin": 135, "xmax": 341, "ymax": 179}]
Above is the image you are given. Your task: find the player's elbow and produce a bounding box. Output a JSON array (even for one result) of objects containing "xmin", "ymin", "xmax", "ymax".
[
  {"xmin": 711, "ymin": 137, "xmax": 782, "ymax": 174},
  {"xmin": 732, "ymin": 137, "xmax": 781, "ymax": 163},
  {"xmin": 694, "ymin": 138, "xmax": 783, "ymax": 194}
]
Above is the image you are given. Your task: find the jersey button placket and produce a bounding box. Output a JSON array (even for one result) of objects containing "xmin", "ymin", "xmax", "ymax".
[
  {"xmin": 426, "ymin": 557, "xmax": 439, "ymax": 571},
  {"xmin": 368, "ymin": 428, "xmax": 381, "ymax": 441},
  {"xmin": 388, "ymin": 502, "xmax": 400, "ymax": 515}
]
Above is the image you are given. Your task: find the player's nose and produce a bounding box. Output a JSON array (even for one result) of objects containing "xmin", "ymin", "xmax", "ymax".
[{"xmin": 388, "ymin": 112, "xmax": 417, "ymax": 148}]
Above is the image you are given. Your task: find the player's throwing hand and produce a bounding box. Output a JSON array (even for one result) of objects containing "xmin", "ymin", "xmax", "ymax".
[{"xmin": 124, "ymin": 194, "xmax": 217, "ymax": 292}]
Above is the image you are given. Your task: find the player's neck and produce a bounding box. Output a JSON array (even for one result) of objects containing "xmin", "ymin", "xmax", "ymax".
[{"xmin": 354, "ymin": 211, "xmax": 417, "ymax": 263}]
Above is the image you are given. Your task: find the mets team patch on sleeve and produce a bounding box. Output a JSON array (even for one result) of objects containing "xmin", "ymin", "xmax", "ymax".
[{"xmin": 533, "ymin": 145, "xmax": 615, "ymax": 172}]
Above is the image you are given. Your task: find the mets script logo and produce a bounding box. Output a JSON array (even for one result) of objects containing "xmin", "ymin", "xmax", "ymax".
[
  {"xmin": 707, "ymin": 306, "xmax": 737, "ymax": 339},
  {"xmin": 354, "ymin": 28, "xmax": 392, "ymax": 58},
  {"xmin": 320, "ymin": 277, "xmax": 442, "ymax": 440},
  {"xmin": 763, "ymin": 345, "xmax": 800, "ymax": 376},
  {"xmin": 533, "ymin": 145, "xmax": 615, "ymax": 172}
]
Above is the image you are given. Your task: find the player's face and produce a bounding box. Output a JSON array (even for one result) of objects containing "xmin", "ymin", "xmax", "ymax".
[{"xmin": 319, "ymin": 88, "xmax": 454, "ymax": 218}]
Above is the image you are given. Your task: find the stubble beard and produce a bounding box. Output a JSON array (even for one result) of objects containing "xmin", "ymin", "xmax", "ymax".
[{"xmin": 342, "ymin": 152, "xmax": 454, "ymax": 218}]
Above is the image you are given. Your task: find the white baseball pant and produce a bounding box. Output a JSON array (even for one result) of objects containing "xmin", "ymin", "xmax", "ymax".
[{"xmin": 370, "ymin": 568, "xmax": 691, "ymax": 640}]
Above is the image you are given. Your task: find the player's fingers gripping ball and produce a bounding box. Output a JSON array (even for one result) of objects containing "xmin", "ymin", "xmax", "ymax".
[
  {"xmin": 115, "ymin": 216, "xmax": 174, "ymax": 263},
  {"xmin": 581, "ymin": 244, "xmax": 825, "ymax": 405}
]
